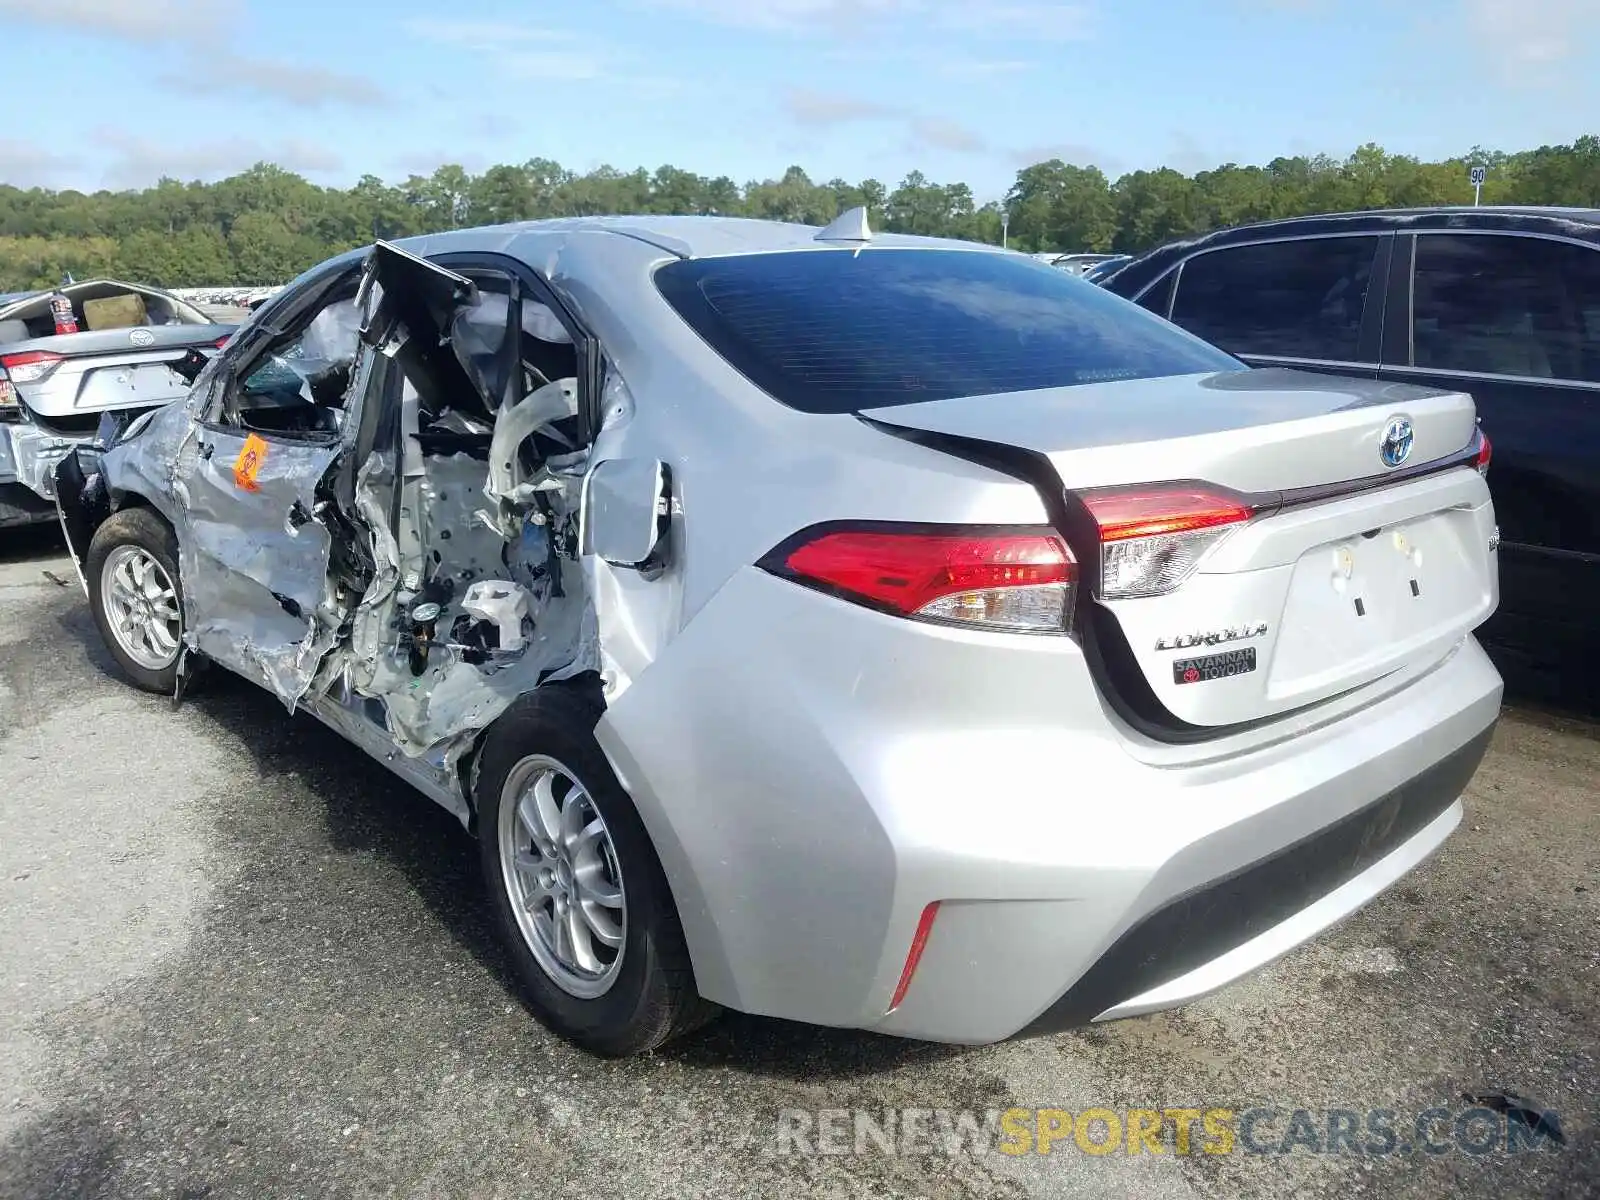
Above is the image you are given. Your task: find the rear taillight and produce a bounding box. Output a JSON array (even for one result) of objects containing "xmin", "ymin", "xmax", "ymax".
[
  {"xmin": 214, "ymin": 335, "xmax": 231, "ymax": 349},
  {"xmin": 1082, "ymin": 487, "xmax": 1255, "ymax": 599},
  {"xmin": 1475, "ymin": 431, "xmax": 1492, "ymax": 476},
  {"xmin": 0, "ymin": 350, "xmax": 63, "ymax": 384},
  {"xmin": 766, "ymin": 524, "xmax": 1076, "ymax": 633}
]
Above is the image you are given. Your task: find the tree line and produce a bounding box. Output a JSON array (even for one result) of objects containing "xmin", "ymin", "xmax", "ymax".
[{"xmin": 1, "ymin": 136, "xmax": 1597, "ymax": 291}]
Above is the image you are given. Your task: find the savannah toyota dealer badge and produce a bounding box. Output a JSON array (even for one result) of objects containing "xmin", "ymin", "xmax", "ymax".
[{"xmin": 1173, "ymin": 648, "xmax": 1258, "ymax": 685}]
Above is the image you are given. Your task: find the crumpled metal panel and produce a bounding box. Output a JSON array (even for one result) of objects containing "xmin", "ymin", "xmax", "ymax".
[
  {"xmin": 177, "ymin": 436, "xmax": 343, "ymax": 710},
  {"xmin": 87, "ymin": 230, "xmax": 646, "ymax": 823},
  {"xmin": 1, "ymin": 421, "xmax": 85, "ymax": 498}
]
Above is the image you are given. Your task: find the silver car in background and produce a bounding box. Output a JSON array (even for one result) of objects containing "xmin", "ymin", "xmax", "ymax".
[
  {"xmin": 0, "ymin": 279, "xmax": 233, "ymax": 528},
  {"xmin": 57, "ymin": 214, "xmax": 1503, "ymax": 1056}
]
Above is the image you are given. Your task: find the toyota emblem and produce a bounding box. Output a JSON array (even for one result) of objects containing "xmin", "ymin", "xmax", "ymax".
[
  {"xmin": 1379, "ymin": 416, "xmax": 1414, "ymax": 468},
  {"xmin": 128, "ymin": 328, "xmax": 155, "ymax": 347}
]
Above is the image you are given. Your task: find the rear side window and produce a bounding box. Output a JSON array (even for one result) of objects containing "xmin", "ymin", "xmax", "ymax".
[
  {"xmin": 1412, "ymin": 234, "xmax": 1600, "ymax": 383},
  {"xmin": 655, "ymin": 249, "xmax": 1239, "ymax": 413},
  {"xmin": 1169, "ymin": 236, "xmax": 1381, "ymax": 363},
  {"xmin": 1135, "ymin": 271, "xmax": 1176, "ymax": 319}
]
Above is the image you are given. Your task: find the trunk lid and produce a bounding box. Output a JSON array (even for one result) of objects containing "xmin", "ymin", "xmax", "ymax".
[
  {"xmin": 862, "ymin": 368, "xmax": 1498, "ymax": 727},
  {"xmin": 3, "ymin": 325, "xmax": 233, "ymax": 420}
]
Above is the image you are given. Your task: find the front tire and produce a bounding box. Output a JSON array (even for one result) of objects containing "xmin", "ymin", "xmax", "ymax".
[
  {"xmin": 475, "ymin": 684, "xmax": 718, "ymax": 1056},
  {"xmin": 86, "ymin": 506, "xmax": 184, "ymax": 694}
]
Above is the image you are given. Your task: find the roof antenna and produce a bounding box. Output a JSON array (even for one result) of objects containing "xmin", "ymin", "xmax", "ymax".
[{"xmin": 815, "ymin": 206, "xmax": 873, "ymax": 244}]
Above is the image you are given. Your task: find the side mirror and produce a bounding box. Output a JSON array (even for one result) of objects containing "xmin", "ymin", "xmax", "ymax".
[{"xmin": 583, "ymin": 458, "xmax": 671, "ymax": 570}]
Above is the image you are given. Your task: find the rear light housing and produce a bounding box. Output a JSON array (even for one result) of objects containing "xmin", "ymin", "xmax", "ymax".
[
  {"xmin": 1081, "ymin": 486, "xmax": 1256, "ymax": 599},
  {"xmin": 1474, "ymin": 430, "xmax": 1492, "ymax": 476},
  {"xmin": 0, "ymin": 350, "xmax": 64, "ymax": 384},
  {"xmin": 762, "ymin": 523, "xmax": 1076, "ymax": 634}
]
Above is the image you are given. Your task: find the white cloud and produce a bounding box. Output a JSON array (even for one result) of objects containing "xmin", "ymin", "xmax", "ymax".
[
  {"xmin": 171, "ymin": 51, "xmax": 389, "ymax": 107},
  {"xmin": 645, "ymin": 0, "xmax": 1092, "ymax": 39},
  {"xmin": 0, "ymin": 139, "xmax": 85, "ymax": 189},
  {"xmin": 0, "ymin": 0, "xmax": 238, "ymax": 44},
  {"xmin": 783, "ymin": 88, "xmax": 896, "ymax": 125},
  {"xmin": 782, "ymin": 89, "xmax": 990, "ymax": 155},
  {"xmin": 91, "ymin": 129, "xmax": 343, "ymax": 189},
  {"xmin": 643, "ymin": 0, "xmax": 906, "ymax": 32},
  {"xmin": 910, "ymin": 117, "xmax": 987, "ymax": 154},
  {"xmin": 1464, "ymin": 0, "xmax": 1600, "ymax": 77},
  {"xmin": 1008, "ymin": 142, "xmax": 1118, "ymax": 172},
  {"xmin": 402, "ymin": 17, "xmax": 578, "ymax": 52},
  {"xmin": 937, "ymin": 3, "xmax": 1092, "ymax": 40},
  {"xmin": 403, "ymin": 17, "xmax": 655, "ymax": 86}
]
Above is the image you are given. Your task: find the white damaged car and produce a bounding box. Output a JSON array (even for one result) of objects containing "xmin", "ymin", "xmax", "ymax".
[
  {"xmin": 56, "ymin": 215, "xmax": 1503, "ymax": 1055},
  {"xmin": 0, "ymin": 279, "xmax": 233, "ymax": 528}
]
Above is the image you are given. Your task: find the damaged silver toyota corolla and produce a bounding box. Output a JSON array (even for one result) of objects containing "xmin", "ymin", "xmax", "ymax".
[{"xmin": 54, "ymin": 214, "xmax": 1505, "ymax": 1056}]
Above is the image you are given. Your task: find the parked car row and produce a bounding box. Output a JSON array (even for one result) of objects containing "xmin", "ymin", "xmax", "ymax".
[
  {"xmin": 51, "ymin": 209, "xmax": 1506, "ymax": 1058},
  {"xmin": 1096, "ymin": 206, "xmax": 1599, "ymax": 709},
  {"xmin": 0, "ymin": 279, "xmax": 234, "ymax": 528}
]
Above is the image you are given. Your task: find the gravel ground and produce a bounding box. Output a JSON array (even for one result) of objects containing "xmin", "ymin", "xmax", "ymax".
[{"xmin": 1, "ymin": 524, "xmax": 1595, "ymax": 1200}]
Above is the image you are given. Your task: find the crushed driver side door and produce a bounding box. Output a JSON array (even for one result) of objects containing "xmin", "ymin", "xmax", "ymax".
[{"xmin": 174, "ymin": 272, "xmax": 369, "ymax": 707}]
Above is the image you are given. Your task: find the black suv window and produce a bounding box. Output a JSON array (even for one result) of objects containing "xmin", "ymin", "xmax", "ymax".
[
  {"xmin": 1412, "ymin": 234, "xmax": 1600, "ymax": 383},
  {"xmin": 655, "ymin": 249, "xmax": 1240, "ymax": 414},
  {"xmin": 1135, "ymin": 272, "xmax": 1176, "ymax": 319},
  {"xmin": 1169, "ymin": 236, "xmax": 1381, "ymax": 363}
]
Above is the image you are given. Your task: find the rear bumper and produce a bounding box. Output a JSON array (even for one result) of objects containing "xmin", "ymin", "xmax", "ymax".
[
  {"xmin": 1019, "ymin": 726, "xmax": 1487, "ymax": 1034},
  {"xmin": 597, "ymin": 569, "xmax": 1503, "ymax": 1044}
]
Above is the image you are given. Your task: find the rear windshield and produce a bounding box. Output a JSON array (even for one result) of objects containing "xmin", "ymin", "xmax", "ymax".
[{"xmin": 655, "ymin": 248, "xmax": 1241, "ymax": 413}]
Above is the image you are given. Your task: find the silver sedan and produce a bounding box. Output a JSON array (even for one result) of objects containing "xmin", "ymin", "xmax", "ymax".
[{"xmin": 57, "ymin": 214, "xmax": 1503, "ymax": 1055}]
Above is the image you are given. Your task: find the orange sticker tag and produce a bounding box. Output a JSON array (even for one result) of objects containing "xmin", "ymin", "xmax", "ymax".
[{"xmin": 233, "ymin": 433, "xmax": 269, "ymax": 491}]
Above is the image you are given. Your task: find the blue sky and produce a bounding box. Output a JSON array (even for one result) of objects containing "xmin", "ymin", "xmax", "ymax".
[{"xmin": 1, "ymin": 0, "xmax": 1596, "ymax": 200}]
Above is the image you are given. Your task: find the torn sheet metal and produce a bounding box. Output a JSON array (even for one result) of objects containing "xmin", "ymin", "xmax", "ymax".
[
  {"xmin": 0, "ymin": 421, "xmax": 82, "ymax": 500},
  {"xmin": 482, "ymin": 378, "xmax": 578, "ymax": 537},
  {"xmin": 83, "ymin": 228, "xmax": 655, "ymax": 828},
  {"xmin": 176, "ymin": 432, "xmax": 345, "ymax": 711}
]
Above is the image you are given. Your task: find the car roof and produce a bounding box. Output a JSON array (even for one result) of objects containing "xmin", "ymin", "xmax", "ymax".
[{"xmin": 393, "ymin": 214, "xmax": 1012, "ymax": 263}]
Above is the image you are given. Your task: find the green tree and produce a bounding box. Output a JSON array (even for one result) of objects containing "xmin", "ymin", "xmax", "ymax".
[{"xmin": 3, "ymin": 134, "xmax": 1600, "ymax": 290}]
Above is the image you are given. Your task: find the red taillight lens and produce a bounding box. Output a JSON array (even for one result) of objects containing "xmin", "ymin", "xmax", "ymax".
[
  {"xmin": 1084, "ymin": 488, "xmax": 1255, "ymax": 542},
  {"xmin": 1081, "ymin": 486, "xmax": 1255, "ymax": 599},
  {"xmin": 214, "ymin": 335, "xmax": 231, "ymax": 349},
  {"xmin": 1475, "ymin": 431, "xmax": 1492, "ymax": 476},
  {"xmin": 770, "ymin": 524, "xmax": 1076, "ymax": 633},
  {"xmin": 0, "ymin": 350, "xmax": 64, "ymax": 383}
]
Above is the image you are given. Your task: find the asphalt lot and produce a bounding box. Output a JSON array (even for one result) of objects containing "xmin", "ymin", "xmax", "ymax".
[{"xmin": 1, "ymin": 524, "xmax": 1596, "ymax": 1200}]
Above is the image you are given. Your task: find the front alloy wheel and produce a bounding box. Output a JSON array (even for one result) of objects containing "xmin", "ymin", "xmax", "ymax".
[{"xmin": 100, "ymin": 543, "xmax": 182, "ymax": 672}]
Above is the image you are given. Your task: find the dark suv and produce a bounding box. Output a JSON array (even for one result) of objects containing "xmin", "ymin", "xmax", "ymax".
[{"xmin": 1104, "ymin": 207, "xmax": 1600, "ymax": 709}]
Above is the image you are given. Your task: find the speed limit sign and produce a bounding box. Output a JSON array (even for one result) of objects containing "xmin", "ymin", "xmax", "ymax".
[{"xmin": 1470, "ymin": 166, "xmax": 1487, "ymax": 186}]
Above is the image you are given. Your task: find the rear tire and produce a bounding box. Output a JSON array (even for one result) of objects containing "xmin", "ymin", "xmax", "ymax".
[
  {"xmin": 86, "ymin": 506, "xmax": 184, "ymax": 695},
  {"xmin": 474, "ymin": 683, "xmax": 718, "ymax": 1056}
]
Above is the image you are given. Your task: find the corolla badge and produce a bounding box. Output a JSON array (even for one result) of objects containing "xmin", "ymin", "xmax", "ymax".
[
  {"xmin": 128, "ymin": 328, "xmax": 155, "ymax": 347},
  {"xmin": 1379, "ymin": 415, "xmax": 1414, "ymax": 468},
  {"xmin": 1154, "ymin": 622, "xmax": 1269, "ymax": 652}
]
